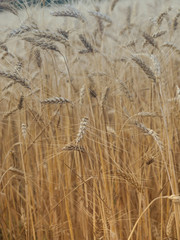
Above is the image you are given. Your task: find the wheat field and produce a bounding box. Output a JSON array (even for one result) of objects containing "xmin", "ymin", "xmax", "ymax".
[{"xmin": 0, "ymin": 0, "xmax": 180, "ymax": 239}]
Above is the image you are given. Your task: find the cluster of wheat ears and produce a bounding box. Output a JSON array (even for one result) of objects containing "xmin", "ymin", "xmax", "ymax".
[{"xmin": 0, "ymin": 0, "xmax": 180, "ymax": 239}]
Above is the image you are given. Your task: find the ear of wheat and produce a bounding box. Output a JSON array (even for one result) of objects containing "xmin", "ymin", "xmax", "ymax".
[
  {"xmin": 79, "ymin": 84, "xmax": 85, "ymax": 105},
  {"xmin": 132, "ymin": 55, "xmax": 156, "ymax": 82},
  {"xmin": 75, "ymin": 117, "xmax": 88, "ymax": 145},
  {"xmin": 34, "ymin": 49, "xmax": 42, "ymax": 68},
  {"xmin": 18, "ymin": 95, "xmax": 24, "ymax": 110},
  {"xmin": 0, "ymin": 71, "xmax": 31, "ymax": 89},
  {"xmin": 162, "ymin": 42, "xmax": 180, "ymax": 55},
  {"xmin": 0, "ymin": 2, "xmax": 18, "ymax": 16},
  {"xmin": 152, "ymin": 30, "xmax": 166, "ymax": 38},
  {"xmin": 23, "ymin": 37, "xmax": 60, "ymax": 53},
  {"xmin": 173, "ymin": 12, "xmax": 180, "ymax": 31},
  {"xmin": 166, "ymin": 212, "xmax": 175, "ymax": 238},
  {"xmin": 101, "ymin": 87, "xmax": 110, "ymax": 109},
  {"xmin": 157, "ymin": 12, "xmax": 168, "ymax": 25},
  {"xmin": 57, "ymin": 29, "xmax": 69, "ymax": 39},
  {"xmin": 4, "ymin": 107, "xmax": 18, "ymax": 118},
  {"xmin": 143, "ymin": 32, "xmax": 159, "ymax": 49},
  {"xmin": 50, "ymin": 5, "xmax": 86, "ymax": 23},
  {"xmin": 88, "ymin": 11, "xmax": 112, "ymax": 24},
  {"xmin": 117, "ymin": 169, "xmax": 143, "ymax": 193},
  {"xmin": 41, "ymin": 97, "xmax": 71, "ymax": 104},
  {"xmin": 9, "ymin": 22, "xmax": 38, "ymax": 37},
  {"xmin": 33, "ymin": 30, "xmax": 70, "ymax": 46},
  {"xmin": 21, "ymin": 123, "xmax": 27, "ymax": 139},
  {"xmin": 133, "ymin": 120, "xmax": 163, "ymax": 149},
  {"xmin": 79, "ymin": 34, "xmax": 94, "ymax": 53},
  {"xmin": 111, "ymin": 0, "xmax": 119, "ymax": 12},
  {"xmin": 62, "ymin": 144, "xmax": 85, "ymax": 153},
  {"xmin": 151, "ymin": 54, "xmax": 161, "ymax": 78}
]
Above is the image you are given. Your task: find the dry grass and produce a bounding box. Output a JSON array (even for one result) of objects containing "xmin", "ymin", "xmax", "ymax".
[{"xmin": 0, "ymin": 0, "xmax": 180, "ymax": 239}]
